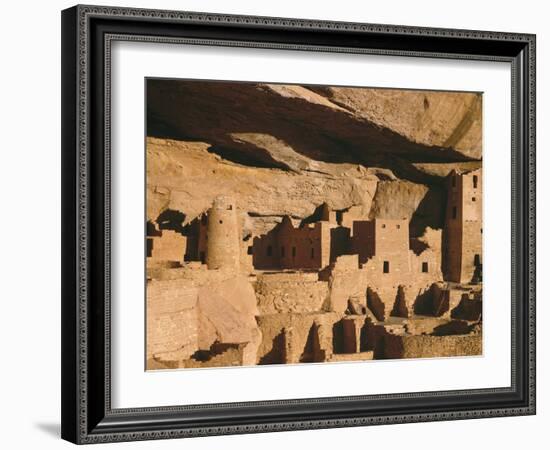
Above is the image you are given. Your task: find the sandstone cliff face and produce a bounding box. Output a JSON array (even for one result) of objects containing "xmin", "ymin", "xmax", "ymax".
[
  {"xmin": 147, "ymin": 81, "xmax": 481, "ymax": 239},
  {"xmin": 368, "ymin": 180, "xmax": 445, "ymax": 236},
  {"xmin": 147, "ymin": 138, "xmax": 380, "ymax": 236},
  {"xmin": 309, "ymin": 86, "xmax": 482, "ymax": 159}
]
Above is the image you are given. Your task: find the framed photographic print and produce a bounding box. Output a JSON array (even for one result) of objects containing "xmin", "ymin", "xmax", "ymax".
[{"xmin": 61, "ymin": 4, "xmax": 536, "ymax": 444}]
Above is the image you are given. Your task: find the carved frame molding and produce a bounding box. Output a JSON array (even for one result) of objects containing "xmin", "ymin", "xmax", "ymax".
[{"xmin": 61, "ymin": 4, "xmax": 536, "ymax": 444}]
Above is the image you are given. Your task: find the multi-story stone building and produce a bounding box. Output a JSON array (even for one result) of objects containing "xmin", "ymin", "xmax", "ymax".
[
  {"xmin": 251, "ymin": 216, "xmax": 332, "ymax": 270},
  {"xmin": 444, "ymin": 168, "xmax": 482, "ymax": 283}
]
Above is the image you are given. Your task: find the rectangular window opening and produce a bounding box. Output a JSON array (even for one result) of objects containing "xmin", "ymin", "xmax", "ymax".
[
  {"xmin": 422, "ymin": 262, "xmax": 428, "ymax": 273},
  {"xmin": 383, "ymin": 261, "xmax": 390, "ymax": 273}
]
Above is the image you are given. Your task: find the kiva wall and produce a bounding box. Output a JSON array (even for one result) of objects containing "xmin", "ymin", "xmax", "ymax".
[{"xmin": 255, "ymin": 272, "xmax": 329, "ymax": 314}]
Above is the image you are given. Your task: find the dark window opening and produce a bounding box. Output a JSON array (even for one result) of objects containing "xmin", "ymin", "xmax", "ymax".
[
  {"xmin": 336, "ymin": 210, "xmax": 344, "ymax": 224},
  {"xmin": 422, "ymin": 262, "xmax": 429, "ymax": 273},
  {"xmin": 146, "ymin": 220, "xmax": 161, "ymax": 237},
  {"xmin": 473, "ymin": 175, "xmax": 478, "ymax": 189},
  {"xmin": 200, "ymin": 251, "xmax": 206, "ymax": 263},
  {"xmin": 292, "ymin": 247, "xmax": 297, "ymax": 257},
  {"xmin": 146, "ymin": 238, "xmax": 153, "ymax": 257},
  {"xmin": 474, "ymin": 254, "xmax": 481, "ymax": 266},
  {"xmin": 383, "ymin": 261, "xmax": 390, "ymax": 274},
  {"xmin": 381, "ymin": 223, "xmax": 386, "ymax": 229},
  {"xmin": 472, "ymin": 197, "xmax": 476, "ymax": 202},
  {"xmin": 227, "ymin": 205, "xmax": 233, "ymax": 210},
  {"xmin": 219, "ymin": 220, "xmax": 223, "ymax": 224},
  {"xmin": 247, "ymin": 246, "xmax": 253, "ymax": 255},
  {"xmin": 267, "ymin": 246, "xmax": 272, "ymax": 257},
  {"xmin": 452, "ymin": 206, "xmax": 457, "ymax": 219},
  {"xmin": 397, "ymin": 224, "xmax": 401, "ymax": 229}
]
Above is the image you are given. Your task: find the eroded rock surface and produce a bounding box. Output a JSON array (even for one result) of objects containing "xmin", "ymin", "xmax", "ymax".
[
  {"xmin": 147, "ymin": 137, "xmax": 380, "ymax": 237},
  {"xmin": 308, "ymin": 86, "xmax": 482, "ymax": 158},
  {"xmin": 147, "ymin": 272, "xmax": 262, "ymax": 367},
  {"xmin": 148, "ymin": 81, "xmax": 481, "ymax": 169}
]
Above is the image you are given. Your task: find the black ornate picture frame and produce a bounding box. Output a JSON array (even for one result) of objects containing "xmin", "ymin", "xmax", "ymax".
[{"xmin": 61, "ymin": 4, "xmax": 536, "ymax": 444}]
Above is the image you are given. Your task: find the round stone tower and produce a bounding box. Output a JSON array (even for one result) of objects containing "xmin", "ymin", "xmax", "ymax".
[{"xmin": 206, "ymin": 196, "xmax": 240, "ymax": 271}]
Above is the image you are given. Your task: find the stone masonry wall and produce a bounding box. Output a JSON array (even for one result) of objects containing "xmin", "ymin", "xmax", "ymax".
[
  {"xmin": 254, "ymin": 272, "xmax": 328, "ymax": 314},
  {"xmin": 382, "ymin": 333, "xmax": 482, "ymax": 359},
  {"xmin": 321, "ymin": 255, "xmax": 368, "ymax": 313},
  {"xmin": 252, "ymin": 217, "xmax": 331, "ymax": 270},
  {"xmin": 256, "ymin": 312, "xmax": 342, "ymax": 365},
  {"xmin": 363, "ymin": 248, "xmax": 439, "ymax": 319},
  {"xmin": 146, "ymin": 279, "xmax": 199, "ymax": 363},
  {"xmin": 146, "ymin": 271, "xmax": 261, "ymax": 369},
  {"xmin": 148, "ymin": 230, "xmax": 187, "ymax": 263}
]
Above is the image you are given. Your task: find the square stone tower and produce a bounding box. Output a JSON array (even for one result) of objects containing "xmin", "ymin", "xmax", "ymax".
[
  {"xmin": 352, "ymin": 218, "xmax": 409, "ymax": 266},
  {"xmin": 444, "ymin": 169, "xmax": 482, "ymax": 283}
]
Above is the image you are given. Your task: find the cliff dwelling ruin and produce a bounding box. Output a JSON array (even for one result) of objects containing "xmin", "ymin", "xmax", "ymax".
[{"xmin": 145, "ymin": 80, "xmax": 483, "ymax": 370}]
